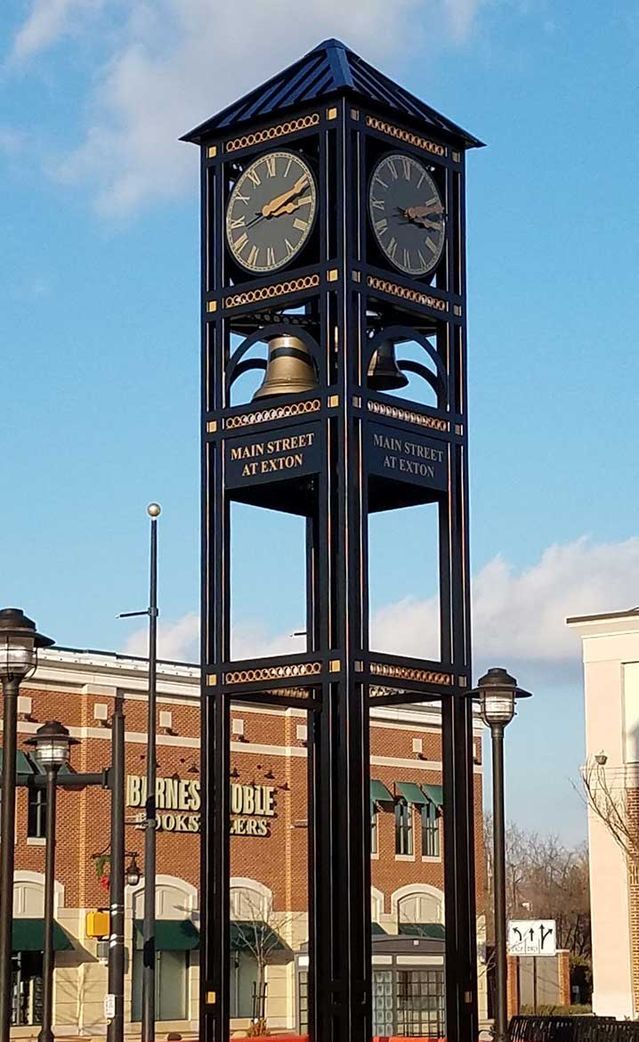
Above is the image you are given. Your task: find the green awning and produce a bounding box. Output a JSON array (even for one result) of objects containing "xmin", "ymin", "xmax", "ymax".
[
  {"xmin": 422, "ymin": 784, "xmax": 444, "ymax": 808},
  {"xmin": 0, "ymin": 749, "xmax": 37, "ymax": 778},
  {"xmin": 371, "ymin": 922, "xmax": 388, "ymax": 935},
  {"xmin": 230, "ymin": 921, "xmax": 286, "ymax": 952},
  {"xmin": 396, "ymin": 781, "xmax": 428, "ymax": 806},
  {"xmin": 134, "ymin": 919, "xmax": 199, "ymax": 951},
  {"xmin": 370, "ymin": 780, "xmax": 394, "ymax": 804},
  {"xmin": 399, "ymin": 922, "xmax": 445, "ymax": 941},
  {"xmin": 12, "ymin": 919, "xmax": 73, "ymax": 952}
]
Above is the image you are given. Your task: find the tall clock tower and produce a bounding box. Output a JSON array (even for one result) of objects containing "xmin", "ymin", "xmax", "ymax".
[{"xmin": 183, "ymin": 39, "xmax": 483, "ymax": 1042}]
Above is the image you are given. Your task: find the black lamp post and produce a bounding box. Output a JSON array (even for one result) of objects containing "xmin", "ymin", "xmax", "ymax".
[
  {"xmin": 0, "ymin": 609, "xmax": 53, "ymax": 1039},
  {"xmin": 470, "ymin": 668, "xmax": 531, "ymax": 1042},
  {"xmin": 25, "ymin": 721, "xmax": 78, "ymax": 1042}
]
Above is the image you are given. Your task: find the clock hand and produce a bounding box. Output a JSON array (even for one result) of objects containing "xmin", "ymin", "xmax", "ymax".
[
  {"xmin": 261, "ymin": 174, "xmax": 309, "ymax": 218},
  {"xmin": 268, "ymin": 194, "xmax": 314, "ymax": 218},
  {"xmin": 403, "ymin": 203, "xmax": 444, "ymax": 221}
]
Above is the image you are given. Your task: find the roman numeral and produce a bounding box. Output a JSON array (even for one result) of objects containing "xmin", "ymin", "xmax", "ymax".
[
  {"xmin": 402, "ymin": 156, "xmax": 412, "ymax": 180},
  {"xmin": 375, "ymin": 217, "xmax": 388, "ymax": 234},
  {"xmin": 403, "ymin": 248, "xmax": 411, "ymax": 269},
  {"xmin": 387, "ymin": 237, "xmax": 397, "ymax": 260},
  {"xmin": 284, "ymin": 238, "xmax": 295, "ymax": 256},
  {"xmin": 425, "ymin": 237, "xmax": 438, "ymax": 254},
  {"xmin": 235, "ymin": 191, "xmax": 250, "ymax": 204},
  {"xmin": 265, "ymin": 155, "xmax": 276, "ymax": 178},
  {"xmin": 374, "ymin": 176, "xmax": 389, "ymax": 191},
  {"xmin": 229, "ymin": 215, "xmax": 245, "ymax": 229},
  {"xmin": 387, "ymin": 159, "xmax": 398, "ymax": 180},
  {"xmin": 234, "ymin": 232, "xmax": 248, "ymax": 253},
  {"xmin": 284, "ymin": 157, "xmax": 293, "ymax": 178},
  {"xmin": 371, "ymin": 198, "xmax": 385, "ymax": 211},
  {"xmin": 293, "ymin": 217, "xmax": 308, "ymax": 231},
  {"xmin": 247, "ymin": 244, "xmax": 260, "ymax": 267},
  {"xmin": 247, "ymin": 168, "xmax": 261, "ymax": 187},
  {"xmin": 266, "ymin": 246, "xmax": 276, "ymax": 267}
]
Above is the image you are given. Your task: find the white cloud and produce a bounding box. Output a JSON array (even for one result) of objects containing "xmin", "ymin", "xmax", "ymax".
[
  {"xmin": 11, "ymin": 0, "xmax": 104, "ymax": 62},
  {"xmin": 10, "ymin": 0, "xmax": 485, "ymax": 215},
  {"xmin": 121, "ymin": 537, "xmax": 639, "ymax": 685}
]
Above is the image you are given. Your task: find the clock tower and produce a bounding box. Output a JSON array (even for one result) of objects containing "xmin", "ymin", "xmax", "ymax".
[{"xmin": 183, "ymin": 39, "xmax": 483, "ymax": 1042}]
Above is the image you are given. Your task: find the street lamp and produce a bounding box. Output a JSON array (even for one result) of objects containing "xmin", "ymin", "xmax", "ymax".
[
  {"xmin": 25, "ymin": 721, "xmax": 78, "ymax": 1042},
  {"xmin": 0, "ymin": 609, "xmax": 53, "ymax": 1040},
  {"xmin": 470, "ymin": 668, "xmax": 531, "ymax": 1042},
  {"xmin": 126, "ymin": 853, "xmax": 141, "ymax": 888}
]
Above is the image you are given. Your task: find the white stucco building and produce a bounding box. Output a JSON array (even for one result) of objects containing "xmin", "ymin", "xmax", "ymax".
[{"xmin": 568, "ymin": 608, "xmax": 639, "ymax": 1019}]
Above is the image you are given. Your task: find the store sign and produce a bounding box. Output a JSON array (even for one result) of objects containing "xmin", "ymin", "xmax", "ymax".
[{"xmin": 126, "ymin": 775, "xmax": 277, "ymax": 836}]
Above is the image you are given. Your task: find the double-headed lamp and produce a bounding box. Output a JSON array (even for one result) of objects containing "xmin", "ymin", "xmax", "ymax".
[
  {"xmin": 26, "ymin": 720, "xmax": 78, "ymax": 769},
  {"xmin": 0, "ymin": 608, "xmax": 53, "ymax": 683},
  {"xmin": 471, "ymin": 667, "xmax": 532, "ymax": 728}
]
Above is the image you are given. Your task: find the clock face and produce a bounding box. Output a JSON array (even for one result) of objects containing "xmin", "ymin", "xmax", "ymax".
[
  {"xmin": 368, "ymin": 153, "xmax": 445, "ymax": 277},
  {"xmin": 226, "ymin": 151, "xmax": 317, "ymax": 274}
]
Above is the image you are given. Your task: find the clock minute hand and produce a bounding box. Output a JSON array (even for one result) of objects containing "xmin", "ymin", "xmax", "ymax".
[
  {"xmin": 268, "ymin": 195, "xmax": 314, "ymax": 218},
  {"xmin": 261, "ymin": 174, "xmax": 308, "ymax": 218},
  {"xmin": 404, "ymin": 203, "xmax": 444, "ymax": 221}
]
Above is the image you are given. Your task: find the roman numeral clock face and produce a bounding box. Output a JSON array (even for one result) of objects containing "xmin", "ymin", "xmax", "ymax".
[
  {"xmin": 368, "ymin": 153, "xmax": 446, "ymax": 277},
  {"xmin": 226, "ymin": 151, "xmax": 317, "ymax": 274}
]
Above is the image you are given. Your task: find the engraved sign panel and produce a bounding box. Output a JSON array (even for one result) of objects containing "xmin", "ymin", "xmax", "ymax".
[
  {"xmin": 367, "ymin": 423, "xmax": 448, "ymax": 491},
  {"xmin": 225, "ymin": 422, "xmax": 321, "ymax": 489}
]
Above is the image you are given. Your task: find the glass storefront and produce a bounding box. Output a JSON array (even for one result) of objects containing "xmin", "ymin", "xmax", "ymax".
[{"xmin": 131, "ymin": 950, "xmax": 190, "ymax": 1022}]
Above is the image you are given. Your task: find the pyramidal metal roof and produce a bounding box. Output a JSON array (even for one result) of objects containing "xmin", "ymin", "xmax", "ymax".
[{"xmin": 182, "ymin": 38, "xmax": 483, "ymax": 147}]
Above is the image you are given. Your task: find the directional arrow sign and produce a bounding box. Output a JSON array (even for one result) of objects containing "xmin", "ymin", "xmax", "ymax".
[{"xmin": 507, "ymin": 919, "xmax": 557, "ymax": 957}]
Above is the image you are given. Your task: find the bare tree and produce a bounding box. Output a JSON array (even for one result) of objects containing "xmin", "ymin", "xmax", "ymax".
[
  {"xmin": 231, "ymin": 891, "xmax": 303, "ymax": 1036},
  {"xmin": 581, "ymin": 757, "xmax": 639, "ymax": 864}
]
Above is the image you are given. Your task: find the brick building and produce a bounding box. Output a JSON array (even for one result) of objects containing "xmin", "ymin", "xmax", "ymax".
[{"xmin": 7, "ymin": 646, "xmax": 485, "ymax": 1037}]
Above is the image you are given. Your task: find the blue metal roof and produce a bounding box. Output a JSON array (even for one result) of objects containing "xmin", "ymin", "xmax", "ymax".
[{"xmin": 182, "ymin": 39, "xmax": 482, "ymax": 148}]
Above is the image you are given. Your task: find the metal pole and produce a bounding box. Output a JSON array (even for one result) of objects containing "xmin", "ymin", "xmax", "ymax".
[
  {"xmin": 532, "ymin": 957, "xmax": 537, "ymax": 1014},
  {"xmin": 107, "ymin": 709, "xmax": 125, "ymax": 1042},
  {"xmin": 0, "ymin": 677, "xmax": 20, "ymax": 1038},
  {"xmin": 492, "ymin": 723, "xmax": 508, "ymax": 1042},
  {"xmin": 39, "ymin": 765, "xmax": 58, "ymax": 1042},
  {"xmin": 142, "ymin": 509, "xmax": 159, "ymax": 1042}
]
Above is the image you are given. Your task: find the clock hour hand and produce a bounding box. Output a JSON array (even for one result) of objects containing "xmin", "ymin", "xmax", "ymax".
[
  {"xmin": 268, "ymin": 195, "xmax": 313, "ymax": 218},
  {"xmin": 401, "ymin": 203, "xmax": 444, "ymax": 229},
  {"xmin": 261, "ymin": 174, "xmax": 309, "ymax": 218}
]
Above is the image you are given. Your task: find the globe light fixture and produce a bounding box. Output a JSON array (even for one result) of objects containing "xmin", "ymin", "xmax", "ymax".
[
  {"xmin": 126, "ymin": 853, "xmax": 141, "ymax": 888},
  {"xmin": 475, "ymin": 667, "xmax": 532, "ymax": 729},
  {"xmin": 26, "ymin": 720, "xmax": 78, "ymax": 768}
]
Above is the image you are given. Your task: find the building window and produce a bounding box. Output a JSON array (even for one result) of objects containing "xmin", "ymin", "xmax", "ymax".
[
  {"xmin": 371, "ymin": 810, "xmax": 378, "ymax": 855},
  {"xmin": 421, "ymin": 802, "xmax": 440, "ymax": 858},
  {"xmin": 27, "ymin": 788, "xmax": 47, "ymax": 839},
  {"xmin": 131, "ymin": 951, "xmax": 189, "ymax": 1021},
  {"xmin": 395, "ymin": 801, "xmax": 413, "ymax": 856}
]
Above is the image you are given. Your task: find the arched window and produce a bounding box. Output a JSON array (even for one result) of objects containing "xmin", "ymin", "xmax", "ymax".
[{"xmin": 392, "ymin": 884, "xmax": 445, "ymax": 932}]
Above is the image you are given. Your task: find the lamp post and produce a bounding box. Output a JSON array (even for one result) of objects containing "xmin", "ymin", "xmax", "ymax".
[
  {"xmin": 0, "ymin": 609, "xmax": 53, "ymax": 1039},
  {"xmin": 25, "ymin": 721, "xmax": 78, "ymax": 1042},
  {"xmin": 470, "ymin": 668, "xmax": 531, "ymax": 1042}
]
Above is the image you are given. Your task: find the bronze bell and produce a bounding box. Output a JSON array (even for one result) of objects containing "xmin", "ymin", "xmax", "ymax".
[
  {"xmin": 252, "ymin": 335, "xmax": 318, "ymax": 400},
  {"xmin": 367, "ymin": 339, "xmax": 409, "ymax": 391}
]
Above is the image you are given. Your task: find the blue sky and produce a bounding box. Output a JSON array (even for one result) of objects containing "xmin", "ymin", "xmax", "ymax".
[{"xmin": 2, "ymin": 0, "xmax": 639, "ymax": 843}]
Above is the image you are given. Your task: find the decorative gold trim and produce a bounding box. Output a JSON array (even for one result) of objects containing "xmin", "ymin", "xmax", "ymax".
[
  {"xmin": 207, "ymin": 146, "xmax": 217, "ymax": 159},
  {"xmin": 453, "ymin": 304, "xmax": 462, "ymax": 316},
  {"xmin": 367, "ymin": 400, "xmax": 448, "ymax": 433},
  {"xmin": 352, "ymin": 395, "xmax": 362, "ymax": 409},
  {"xmin": 355, "ymin": 661, "xmax": 364, "ymax": 672},
  {"xmin": 452, "ymin": 151, "xmax": 461, "ymax": 163},
  {"xmin": 367, "ymin": 275, "xmax": 448, "ymax": 313},
  {"xmin": 206, "ymin": 674, "xmax": 217, "ymax": 687},
  {"xmin": 328, "ymin": 395, "xmax": 340, "ymax": 408},
  {"xmin": 327, "ymin": 269, "xmax": 339, "ymax": 282},
  {"xmin": 458, "ymin": 676, "xmax": 468, "ymax": 687},
  {"xmin": 329, "ymin": 660, "xmax": 341, "ymax": 673},
  {"xmin": 225, "ymin": 114, "xmax": 320, "ymax": 153},
  {"xmin": 206, "ymin": 991, "xmax": 217, "ymax": 1005},
  {"xmin": 455, "ymin": 423, "xmax": 463, "ymax": 436},
  {"xmin": 365, "ymin": 115, "xmax": 447, "ymax": 158},
  {"xmin": 224, "ymin": 662, "xmax": 322, "ymax": 685},
  {"xmin": 326, "ymin": 107, "xmax": 338, "ymax": 120},
  {"xmin": 369, "ymin": 661, "xmax": 453, "ymax": 686},
  {"xmin": 270, "ymin": 687, "xmax": 313, "ymax": 701},
  {"xmin": 206, "ymin": 420, "xmax": 218, "ymax": 433},
  {"xmin": 224, "ymin": 274, "xmax": 320, "ymax": 309},
  {"xmin": 352, "ymin": 270, "xmax": 361, "ymax": 282},
  {"xmin": 224, "ymin": 399, "xmax": 321, "ymax": 430},
  {"xmin": 206, "ymin": 300, "xmax": 217, "ymax": 313},
  {"xmin": 351, "ymin": 109, "xmax": 360, "ymax": 121}
]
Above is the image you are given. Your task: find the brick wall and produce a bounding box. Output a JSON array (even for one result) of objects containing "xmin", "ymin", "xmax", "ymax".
[{"xmin": 9, "ymin": 674, "xmax": 484, "ymax": 922}]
